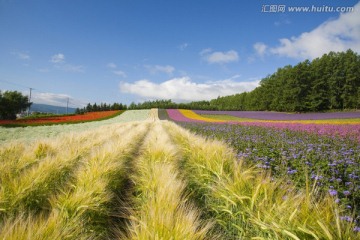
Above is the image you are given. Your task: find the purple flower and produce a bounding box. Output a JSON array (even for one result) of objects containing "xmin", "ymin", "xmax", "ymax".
[
  {"xmin": 328, "ymin": 189, "xmax": 338, "ymax": 196},
  {"xmin": 340, "ymin": 216, "xmax": 353, "ymax": 222},
  {"xmin": 343, "ymin": 190, "xmax": 351, "ymax": 196},
  {"xmin": 287, "ymin": 169, "xmax": 297, "ymax": 174},
  {"xmin": 311, "ymin": 174, "xmax": 323, "ymax": 180}
]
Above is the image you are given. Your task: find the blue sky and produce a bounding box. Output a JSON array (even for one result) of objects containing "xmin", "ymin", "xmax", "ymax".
[{"xmin": 0, "ymin": 0, "xmax": 359, "ymax": 107}]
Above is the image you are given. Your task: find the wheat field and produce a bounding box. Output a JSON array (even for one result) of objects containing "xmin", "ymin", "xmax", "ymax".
[{"xmin": 0, "ymin": 110, "xmax": 358, "ymax": 239}]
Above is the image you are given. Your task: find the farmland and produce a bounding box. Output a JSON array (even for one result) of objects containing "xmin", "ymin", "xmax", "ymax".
[
  {"xmin": 0, "ymin": 110, "xmax": 149, "ymax": 144},
  {"xmin": 0, "ymin": 109, "xmax": 359, "ymax": 239},
  {"xmin": 0, "ymin": 110, "xmax": 122, "ymax": 126}
]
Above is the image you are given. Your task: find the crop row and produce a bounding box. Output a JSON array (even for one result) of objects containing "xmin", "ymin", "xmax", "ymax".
[
  {"xmin": 194, "ymin": 110, "xmax": 360, "ymax": 121},
  {"xmin": 0, "ymin": 110, "xmax": 151, "ymax": 144},
  {"xmin": 166, "ymin": 109, "xmax": 360, "ymax": 142},
  {"xmin": 1, "ymin": 120, "xmax": 359, "ymax": 238},
  {"xmin": 126, "ymin": 122, "xmax": 210, "ymax": 239},
  {"xmin": 179, "ymin": 122, "xmax": 360, "ymax": 229},
  {"xmin": 167, "ymin": 122, "xmax": 359, "ymax": 238},
  {"xmin": 168, "ymin": 109, "xmax": 360, "ymax": 215},
  {"xmin": 0, "ymin": 121, "xmax": 150, "ymax": 239}
]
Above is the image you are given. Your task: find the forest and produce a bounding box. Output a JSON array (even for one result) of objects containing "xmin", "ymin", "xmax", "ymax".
[{"xmin": 127, "ymin": 50, "xmax": 360, "ymax": 112}]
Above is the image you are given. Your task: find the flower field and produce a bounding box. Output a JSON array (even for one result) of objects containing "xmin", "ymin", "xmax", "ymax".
[
  {"xmin": 0, "ymin": 110, "xmax": 122, "ymax": 126},
  {"xmin": 167, "ymin": 109, "xmax": 360, "ymax": 142},
  {"xmin": 195, "ymin": 110, "xmax": 360, "ymax": 121},
  {"xmin": 1, "ymin": 109, "xmax": 359, "ymax": 238},
  {"xmin": 166, "ymin": 109, "xmax": 360, "ymax": 232}
]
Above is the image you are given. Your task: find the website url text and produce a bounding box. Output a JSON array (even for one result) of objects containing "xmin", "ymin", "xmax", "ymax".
[{"xmin": 261, "ymin": 5, "xmax": 354, "ymax": 13}]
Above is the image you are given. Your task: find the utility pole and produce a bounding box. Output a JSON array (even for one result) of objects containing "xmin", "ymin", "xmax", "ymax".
[
  {"xmin": 66, "ymin": 97, "xmax": 69, "ymax": 114},
  {"xmin": 28, "ymin": 87, "xmax": 33, "ymax": 116}
]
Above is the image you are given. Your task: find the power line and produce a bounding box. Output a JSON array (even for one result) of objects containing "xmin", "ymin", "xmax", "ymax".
[{"xmin": 0, "ymin": 79, "xmax": 33, "ymax": 90}]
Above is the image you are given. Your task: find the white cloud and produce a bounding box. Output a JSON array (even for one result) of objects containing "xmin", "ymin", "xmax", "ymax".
[
  {"xmin": 31, "ymin": 92, "xmax": 71, "ymax": 106},
  {"xmin": 50, "ymin": 53, "xmax": 65, "ymax": 63},
  {"xmin": 113, "ymin": 70, "xmax": 127, "ymax": 78},
  {"xmin": 119, "ymin": 76, "xmax": 259, "ymax": 102},
  {"xmin": 12, "ymin": 51, "xmax": 30, "ymax": 60},
  {"xmin": 61, "ymin": 64, "xmax": 85, "ymax": 73},
  {"xmin": 106, "ymin": 62, "xmax": 126, "ymax": 77},
  {"xmin": 178, "ymin": 43, "xmax": 189, "ymax": 51},
  {"xmin": 49, "ymin": 53, "xmax": 85, "ymax": 73},
  {"xmin": 270, "ymin": 2, "xmax": 360, "ymax": 59},
  {"xmin": 29, "ymin": 91, "xmax": 86, "ymax": 107},
  {"xmin": 145, "ymin": 65, "xmax": 175, "ymax": 75},
  {"xmin": 199, "ymin": 48, "xmax": 212, "ymax": 56},
  {"xmin": 29, "ymin": 92, "xmax": 85, "ymax": 107},
  {"xmin": 107, "ymin": 62, "xmax": 117, "ymax": 69},
  {"xmin": 201, "ymin": 49, "xmax": 239, "ymax": 64},
  {"xmin": 253, "ymin": 42, "xmax": 268, "ymax": 57}
]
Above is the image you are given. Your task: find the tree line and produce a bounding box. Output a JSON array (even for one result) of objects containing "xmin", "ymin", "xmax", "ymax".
[
  {"xmin": 210, "ymin": 49, "xmax": 360, "ymax": 112},
  {"xmin": 75, "ymin": 102, "xmax": 127, "ymax": 114},
  {"xmin": 127, "ymin": 50, "xmax": 360, "ymax": 112}
]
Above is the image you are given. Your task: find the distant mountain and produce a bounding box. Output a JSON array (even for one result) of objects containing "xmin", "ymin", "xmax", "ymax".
[{"xmin": 30, "ymin": 103, "xmax": 77, "ymax": 114}]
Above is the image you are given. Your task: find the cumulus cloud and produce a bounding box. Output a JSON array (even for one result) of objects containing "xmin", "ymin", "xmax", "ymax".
[
  {"xmin": 253, "ymin": 42, "xmax": 268, "ymax": 57},
  {"xmin": 50, "ymin": 53, "xmax": 65, "ymax": 63},
  {"xmin": 200, "ymin": 49, "xmax": 239, "ymax": 64},
  {"xmin": 119, "ymin": 76, "xmax": 259, "ymax": 102},
  {"xmin": 270, "ymin": 2, "xmax": 360, "ymax": 59},
  {"xmin": 145, "ymin": 65, "xmax": 175, "ymax": 75}
]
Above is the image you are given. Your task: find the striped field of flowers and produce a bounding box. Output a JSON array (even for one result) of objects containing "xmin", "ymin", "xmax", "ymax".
[
  {"xmin": 165, "ymin": 109, "xmax": 360, "ymax": 233},
  {"xmin": 167, "ymin": 109, "xmax": 360, "ymax": 142},
  {"xmin": 0, "ymin": 110, "xmax": 359, "ymax": 238}
]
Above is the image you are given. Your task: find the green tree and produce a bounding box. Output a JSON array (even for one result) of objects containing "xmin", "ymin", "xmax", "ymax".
[
  {"xmin": 342, "ymin": 50, "xmax": 360, "ymax": 109},
  {"xmin": 0, "ymin": 90, "xmax": 31, "ymax": 120}
]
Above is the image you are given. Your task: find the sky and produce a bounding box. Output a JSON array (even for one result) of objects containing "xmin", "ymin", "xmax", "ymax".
[{"xmin": 0, "ymin": 0, "xmax": 359, "ymax": 108}]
